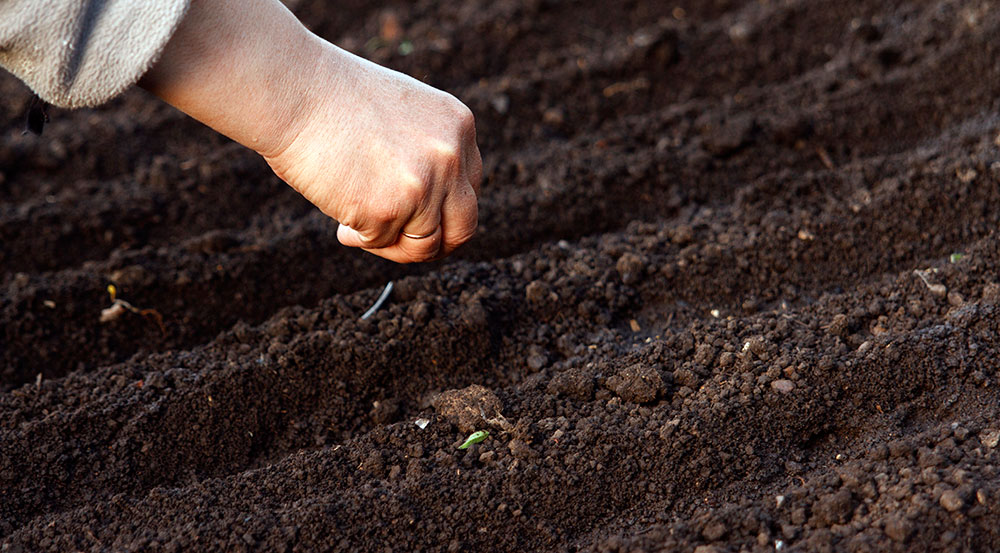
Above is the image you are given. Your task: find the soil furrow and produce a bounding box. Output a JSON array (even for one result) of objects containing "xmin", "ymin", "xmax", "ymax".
[
  {"xmin": 5, "ymin": 228, "xmax": 1000, "ymax": 550},
  {"xmin": 3, "ymin": 0, "xmax": 999, "ymax": 550},
  {"xmin": 3, "ymin": 92, "xmax": 996, "ymax": 390},
  {"xmin": 0, "ymin": 149, "xmax": 294, "ymax": 276}
]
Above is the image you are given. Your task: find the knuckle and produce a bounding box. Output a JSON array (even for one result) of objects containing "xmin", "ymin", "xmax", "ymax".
[
  {"xmin": 438, "ymin": 92, "xmax": 475, "ymax": 135},
  {"xmin": 337, "ymin": 198, "xmax": 368, "ymax": 230},
  {"xmin": 370, "ymin": 204, "xmax": 398, "ymax": 225},
  {"xmin": 432, "ymin": 141, "xmax": 462, "ymax": 169},
  {"xmin": 399, "ymin": 171, "xmax": 429, "ymax": 204},
  {"xmin": 469, "ymin": 157, "xmax": 484, "ymax": 192},
  {"xmin": 351, "ymin": 200, "xmax": 396, "ymax": 233},
  {"xmin": 454, "ymin": 102, "xmax": 476, "ymax": 130},
  {"xmin": 338, "ymin": 212, "xmax": 359, "ymax": 230}
]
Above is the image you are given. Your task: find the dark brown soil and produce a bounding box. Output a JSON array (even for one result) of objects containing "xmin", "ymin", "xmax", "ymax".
[{"xmin": 3, "ymin": 0, "xmax": 1000, "ymax": 551}]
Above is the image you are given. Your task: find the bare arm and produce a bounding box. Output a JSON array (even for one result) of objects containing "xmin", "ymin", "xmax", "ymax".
[{"xmin": 140, "ymin": 0, "xmax": 481, "ymax": 262}]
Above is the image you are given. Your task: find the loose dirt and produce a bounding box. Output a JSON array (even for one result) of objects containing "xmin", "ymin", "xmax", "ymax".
[{"xmin": 3, "ymin": 0, "xmax": 1000, "ymax": 551}]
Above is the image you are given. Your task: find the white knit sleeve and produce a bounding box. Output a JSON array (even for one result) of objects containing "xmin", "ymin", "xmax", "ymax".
[{"xmin": 0, "ymin": 0, "xmax": 190, "ymax": 108}]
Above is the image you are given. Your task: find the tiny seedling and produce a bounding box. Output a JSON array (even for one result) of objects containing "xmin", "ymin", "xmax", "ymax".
[
  {"xmin": 458, "ymin": 430, "xmax": 489, "ymax": 449},
  {"xmin": 950, "ymin": 253, "xmax": 964, "ymax": 264},
  {"xmin": 100, "ymin": 285, "xmax": 166, "ymax": 335}
]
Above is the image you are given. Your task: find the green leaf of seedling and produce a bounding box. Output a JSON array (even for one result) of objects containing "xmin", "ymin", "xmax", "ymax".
[
  {"xmin": 950, "ymin": 253, "xmax": 964, "ymax": 264},
  {"xmin": 458, "ymin": 430, "xmax": 489, "ymax": 449}
]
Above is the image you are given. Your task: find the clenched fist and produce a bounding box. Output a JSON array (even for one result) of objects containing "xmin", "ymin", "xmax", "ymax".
[
  {"xmin": 141, "ymin": 0, "xmax": 481, "ymax": 263},
  {"xmin": 265, "ymin": 50, "xmax": 481, "ymax": 262}
]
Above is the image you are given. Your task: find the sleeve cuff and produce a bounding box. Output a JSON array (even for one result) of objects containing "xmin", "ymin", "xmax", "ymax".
[{"xmin": 0, "ymin": 0, "xmax": 191, "ymax": 108}]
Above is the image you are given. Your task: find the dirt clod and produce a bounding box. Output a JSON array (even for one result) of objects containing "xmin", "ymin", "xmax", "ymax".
[
  {"xmin": 547, "ymin": 368, "xmax": 595, "ymax": 400},
  {"xmin": 431, "ymin": 384, "xmax": 503, "ymax": 433},
  {"xmin": 525, "ymin": 280, "xmax": 556, "ymax": 304},
  {"xmin": 508, "ymin": 439, "xmax": 535, "ymax": 460},
  {"xmin": 814, "ymin": 489, "xmax": 854, "ymax": 525},
  {"xmin": 702, "ymin": 115, "xmax": 755, "ymax": 156},
  {"xmin": 981, "ymin": 429, "xmax": 1000, "ymax": 449},
  {"xmin": 606, "ymin": 364, "xmax": 665, "ymax": 403},
  {"xmin": 828, "ymin": 313, "xmax": 850, "ymax": 337},
  {"xmin": 884, "ymin": 516, "xmax": 913, "ymax": 542},
  {"xmin": 616, "ymin": 252, "xmax": 645, "ymax": 285}
]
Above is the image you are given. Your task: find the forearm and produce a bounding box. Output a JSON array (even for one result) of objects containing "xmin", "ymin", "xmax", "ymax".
[
  {"xmin": 138, "ymin": 0, "xmax": 481, "ymax": 263},
  {"xmin": 138, "ymin": 0, "xmax": 328, "ymax": 157}
]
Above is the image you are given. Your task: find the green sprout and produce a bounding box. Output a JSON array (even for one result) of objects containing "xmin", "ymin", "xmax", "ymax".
[
  {"xmin": 950, "ymin": 253, "xmax": 964, "ymax": 264},
  {"xmin": 458, "ymin": 430, "xmax": 489, "ymax": 449},
  {"xmin": 100, "ymin": 284, "xmax": 166, "ymax": 335}
]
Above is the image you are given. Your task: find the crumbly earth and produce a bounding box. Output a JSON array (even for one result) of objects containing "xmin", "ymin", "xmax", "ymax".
[{"xmin": 3, "ymin": 0, "xmax": 1000, "ymax": 551}]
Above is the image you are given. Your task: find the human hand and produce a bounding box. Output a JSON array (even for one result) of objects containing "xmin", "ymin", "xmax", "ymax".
[
  {"xmin": 140, "ymin": 0, "xmax": 480, "ymax": 263},
  {"xmin": 264, "ymin": 48, "xmax": 482, "ymax": 263}
]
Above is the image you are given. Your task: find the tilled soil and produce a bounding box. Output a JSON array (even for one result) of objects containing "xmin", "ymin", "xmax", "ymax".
[{"xmin": 3, "ymin": 0, "xmax": 1000, "ymax": 551}]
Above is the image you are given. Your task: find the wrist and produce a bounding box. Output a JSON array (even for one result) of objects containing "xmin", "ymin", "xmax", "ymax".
[{"xmin": 261, "ymin": 43, "xmax": 358, "ymax": 161}]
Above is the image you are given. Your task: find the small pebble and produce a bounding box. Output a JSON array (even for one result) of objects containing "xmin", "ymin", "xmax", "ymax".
[
  {"xmin": 940, "ymin": 489, "xmax": 964, "ymax": 512},
  {"xmin": 771, "ymin": 379, "xmax": 795, "ymax": 393}
]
